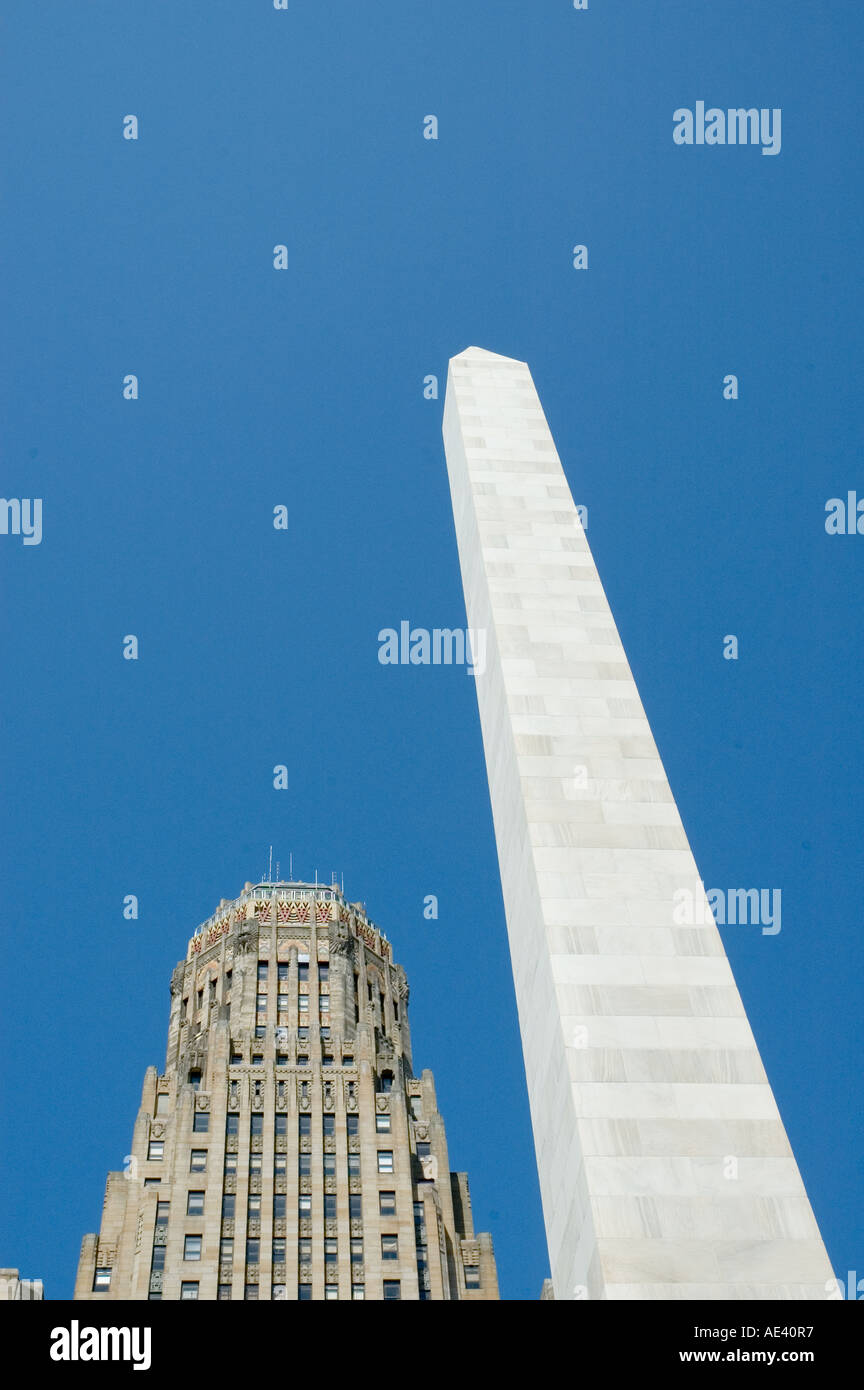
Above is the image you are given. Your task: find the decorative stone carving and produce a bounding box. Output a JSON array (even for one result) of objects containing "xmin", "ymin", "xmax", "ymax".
[
  {"xmin": 221, "ymin": 1220, "xmax": 234, "ymax": 1238},
  {"xmin": 195, "ymin": 1094, "xmax": 210, "ymax": 1111},
  {"xmin": 273, "ymin": 1220, "xmax": 286, "ymax": 1238},
  {"xmin": 224, "ymin": 1176, "xmax": 236, "ymax": 1193},
  {"xmin": 153, "ymin": 1226, "xmax": 167, "ymax": 1247},
  {"xmin": 151, "ymin": 1122, "xmax": 165, "ymax": 1139},
  {"xmin": 414, "ymin": 1122, "xmax": 429, "ymax": 1141},
  {"xmin": 247, "ymin": 1220, "xmax": 261, "ymax": 1238}
]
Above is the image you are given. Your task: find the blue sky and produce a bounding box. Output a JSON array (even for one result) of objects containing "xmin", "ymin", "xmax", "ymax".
[{"xmin": 1, "ymin": 2, "xmax": 861, "ymax": 1300}]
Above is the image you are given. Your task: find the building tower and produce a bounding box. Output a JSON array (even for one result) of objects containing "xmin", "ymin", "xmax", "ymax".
[
  {"xmin": 75, "ymin": 880, "xmax": 498, "ymax": 1301},
  {"xmin": 443, "ymin": 346, "xmax": 834, "ymax": 1300}
]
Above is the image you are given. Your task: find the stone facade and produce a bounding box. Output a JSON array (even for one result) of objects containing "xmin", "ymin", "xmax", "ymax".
[
  {"xmin": 75, "ymin": 881, "xmax": 498, "ymax": 1301},
  {"xmin": 0, "ymin": 1268, "xmax": 43, "ymax": 1300},
  {"xmin": 443, "ymin": 346, "xmax": 835, "ymax": 1300}
]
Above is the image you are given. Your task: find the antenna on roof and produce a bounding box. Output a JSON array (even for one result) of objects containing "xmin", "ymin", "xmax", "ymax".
[
  {"xmin": 276, "ymin": 861, "xmax": 280, "ymax": 881},
  {"xmin": 289, "ymin": 852, "xmax": 293, "ymax": 880},
  {"xmin": 268, "ymin": 845, "xmax": 273, "ymax": 882}
]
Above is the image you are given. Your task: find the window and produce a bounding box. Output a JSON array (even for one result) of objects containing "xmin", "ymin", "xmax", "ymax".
[
  {"xmin": 187, "ymin": 1191, "xmax": 205, "ymax": 1216},
  {"xmin": 322, "ymin": 1114, "xmax": 335, "ymax": 1137},
  {"xmin": 272, "ymin": 1238, "xmax": 286, "ymax": 1263},
  {"xmin": 377, "ymin": 1151, "xmax": 394, "ymax": 1174},
  {"xmin": 299, "ymin": 1114, "xmax": 311, "ymax": 1136},
  {"xmin": 217, "ymin": 1285, "xmax": 231, "ymax": 1300},
  {"xmin": 220, "ymin": 1238, "xmax": 233, "ymax": 1261},
  {"xmin": 376, "ymin": 1113, "xmax": 391, "ymax": 1133},
  {"xmin": 298, "ymin": 1284, "xmax": 312, "ymax": 1301},
  {"xmin": 348, "ymin": 1153, "xmax": 360, "ymax": 1177},
  {"xmin": 230, "ymin": 1051, "xmax": 242, "ymax": 1065},
  {"xmin": 298, "ymin": 958, "xmax": 309, "ymax": 983},
  {"xmin": 465, "ymin": 1266, "xmax": 481, "ymax": 1289},
  {"xmin": 254, "ymin": 1027, "xmax": 265, "ymax": 1039},
  {"xmin": 318, "ymin": 962, "xmax": 329, "ymax": 983},
  {"xmin": 277, "ymin": 963, "xmax": 288, "ymax": 983},
  {"xmin": 147, "ymin": 1141, "xmax": 164, "ymax": 1161},
  {"xmin": 275, "ymin": 1113, "xmax": 288, "ymax": 1136},
  {"xmin": 319, "ymin": 993, "xmax": 330, "ymax": 1013},
  {"xmin": 181, "ymin": 998, "xmax": 188, "ymax": 1023},
  {"xmin": 248, "ymin": 1195, "xmax": 261, "ymax": 1218},
  {"xmin": 380, "ymin": 1070, "xmax": 394, "ymax": 1093},
  {"xmin": 381, "ymin": 1235, "xmax": 399, "ymax": 1261},
  {"xmin": 383, "ymin": 1280, "xmax": 401, "ymax": 1301},
  {"xmin": 352, "ymin": 1284, "xmax": 365, "ymax": 1300},
  {"xmin": 298, "ymin": 1238, "xmax": 312, "ymax": 1264},
  {"xmin": 297, "ymin": 1054, "xmax": 309, "ymax": 1066},
  {"xmin": 245, "ymin": 1285, "xmax": 259, "ymax": 1301},
  {"xmin": 322, "ymin": 1054, "xmax": 334, "ymax": 1067},
  {"xmin": 274, "ymin": 1152, "xmax": 287, "ymax": 1174},
  {"xmin": 324, "ymin": 1238, "xmax": 338, "ymax": 1265},
  {"xmin": 297, "ymin": 1027, "xmax": 309, "ymax": 1042},
  {"xmin": 249, "ymin": 1154, "xmax": 262, "ymax": 1173},
  {"xmin": 273, "ymin": 1194, "xmax": 286, "ymax": 1220},
  {"xmin": 277, "ymin": 1053, "xmax": 289, "ymax": 1066},
  {"xmin": 342, "ymin": 1055, "xmax": 354, "ymax": 1067},
  {"xmin": 324, "ymin": 1194, "xmax": 337, "ymax": 1222},
  {"xmin": 257, "ymin": 961, "xmax": 269, "ymax": 981},
  {"xmin": 193, "ymin": 1112, "xmax": 209, "ymax": 1133},
  {"xmin": 143, "ymin": 1178, "xmax": 161, "ymax": 1188},
  {"xmin": 323, "ymin": 1152, "xmax": 336, "ymax": 1177},
  {"xmin": 223, "ymin": 1153, "xmax": 237, "ymax": 1175},
  {"xmin": 417, "ymin": 1141, "xmax": 431, "ymax": 1160},
  {"xmin": 272, "ymin": 1284, "xmax": 286, "ymax": 1300},
  {"xmin": 250, "ymin": 1113, "xmax": 264, "ymax": 1136},
  {"xmin": 154, "ymin": 1093, "xmax": 169, "ymax": 1116},
  {"xmin": 379, "ymin": 1191, "xmax": 396, "ymax": 1217},
  {"xmin": 222, "ymin": 1194, "xmax": 235, "ymax": 1220},
  {"xmin": 347, "ymin": 1114, "xmax": 359, "ymax": 1137},
  {"xmin": 350, "ymin": 1238, "xmax": 363, "ymax": 1264},
  {"xmin": 92, "ymin": 1268, "xmax": 111, "ymax": 1291},
  {"xmin": 349, "ymin": 1194, "xmax": 362, "ymax": 1221},
  {"xmin": 256, "ymin": 994, "xmax": 267, "ymax": 1015},
  {"xmin": 184, "ymin": 1235, "xmax": 202, "ymax": 1261},
  {"xmin": 320, "ymin": 1026, "xmax": 330, "ymax": 1041},
  {"xmin": 246, "ymin": 1239, "xmax": 260, "ymax": 1266},
  {"xmin": 155, "ymin": 1201, "xmax": 170, "ymax": 1227},
  {"xmin": 226, "ymin": 1113, "xmax": 239, "ymax": 1135},
  {"xmin": 150, "ymin": 1247, "xmax": 166, "ymax": 1272},
  {"xmin": 299, "ymin": 1196, "xmax": 312, "ymax": 1220},
  {"xmin": 277, "ymin": 994, "xmax": 289, "ymax": 1012},
  {"xmin": 298, "ymin": 989, "xmax": 309, "ymax": 1010},
  {"xmin": 252, "ymin": 1051, "xmax": 263, "ymax": 1063},
  {"xmin": 298, "ymin": 1152, "xmax": 311, "ymax": 1177},
  {"xmin": 180, "ymin": 1282, "xmax": 199, "ymax": 1300},
  {"xmin": 188, "ymin": 1070, "xmax": 201, "ymax": 1090},
  {"xmin": 325, "ymin": 1284, "xmax": 339, "ymax": 1300}
]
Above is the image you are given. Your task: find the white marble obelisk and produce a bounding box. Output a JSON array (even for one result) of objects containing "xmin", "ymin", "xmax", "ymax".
[{"xmin": 443, "ymin": 346, "xmax": 834, "ymax": 1300}]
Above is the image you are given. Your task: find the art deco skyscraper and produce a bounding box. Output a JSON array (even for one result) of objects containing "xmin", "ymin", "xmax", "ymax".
[
  {"xmin": 75, "ymin": 880, "xmax": 498, "ymax": 1302},
  {"xmin": 443, "ymin": 346, "xmax": 834, "ymax": 1300}
]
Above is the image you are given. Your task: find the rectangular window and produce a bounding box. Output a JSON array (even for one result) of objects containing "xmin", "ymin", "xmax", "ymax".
[
  {"xmin": 190, "ymin": 1150, "xmax": 207, "ymax": 1173},
  {"xmin": 297, "ymin": 1026, "xmax": 309, "ymax": 1042},
  {"xmin": 349, "ymin": 1194, "xmax": 362, "ymax": 1221},
  {"xmin": 352, "ymin": 1284, "xmax": 365, "ymax": 1300},
  {"xmin": 220, "ymin": 1238, "xmax": 233, "ymax": 1260},
  {"xmin": 298, "ymin": 989, "xmax": 309, "ymax": 1009},
  {"xmin": 273, "ymin": 1194, "xmax": 286, "ymax": 1220},
  {"xmin": 383, "ymin": 1280, "xmax": 401, "ymax": 1301},
  {"xmin": 150, "ymin": 1247, "xmax": 166, "ymax": 1272},
  {"xmin": 277, "ymin": 1052, "xmax": 289, "ymax": 1066},
  {"xmin": 417, "ymin": 1141, "xmax": 431, "ymax": 1160},
  {"xmin": 348, "ymin": 1153, "xmax": 360, "ymax": 1177},
  {"xmin": 323, "ymin": 1152, "xmax": 336, "ymax": 1177},
  {"xmin": 298, "ymin": 1238, "xmax": 312, "ymax": 1264},
  {"xmin": 324, "ymin": 1194, "xmax": 337, "ymax": 1221},
  {"xmin": 246, "ymin": 1239, "xmax": 260, "ymax": 1266},
  {"xmin": 377, "ymin": 1150, "xmax": 394, "ymax": 1173},
  {"xmin": 188, "ymin": 1069, "xmax": 201, "ymax": 1090},
  {"xmin": 187, "ymin": 1191, "xmax": 205, "ymax": 1216},
  {"xmin": 298, "ymin": 958, "xmax": 309, "ymax": 983},
  {"xmin": 184, "ymin": 1235, "xmax": 202, "ymax": 1261},
  {"xmin": 217, "ymin": 1284, "xmax": 231, "ymax": 1300},
  {"xmin": 324, "ymin": 1238, "xmax": 338, "ymax": 1265},
  {"xmin": 250, "ymin": 1113, "xmax": 264, "ymax": 1136},
  {"xmin": 277, "ymin": 994, "xmax": 289, "ymax": 1011},
  {"xmin": 274, "ymin": 1113, "xmax": 287, "ymax": 1136},
  {"xmin": 180, "ymin": 1282, "xmax": 199, "ymax": 1300},
  {"xmin": 222, "ymin": 1194, "xmax": 235, "ymax": 1220},
  {"xmin": 277, "ymin": 963, "xmax": 288, "ymax": 983},
  {"xmin": 256, "ymin": 994, "xmax": 267, "ymax": 1015},
  {"xmin": 274, "ymin": 1152, "xmax": 287, "ymax": 1174},
  {"xmin": 248, "ymin": 1195, "xmax": 261, "ymax": 1217},
  {"xmin": 325, "ymin": 1284, "xmax": 339, "ymax": 1300},
  {"xmin": 147, "ymin": 1140, "xmax": 164, "ymax": 1161},
  {"xmin": 375, "ymin": 1113, "xmax": 391, "ymax": 1133},
  {"xmin": 297, "ymin": 1054, "xmax": 308, "ymax": 1066},
  {"xmin": 155, "ymin": 1201, "xmax": 170, "ymax": 1227},
  {"xmin": 230, "ymin": 1051, "xmax": 243, "ymax": 1065},
  {"xmin": 299, "ymin": 1114, "xmax": 311, "ymax": 1136},
  {"xmin": 347, "ymin": 1114, "xmax": 359, "ymax": 1137},
  {"xmin": 226, "ymin": 1113, "xmax": 239, "ymax": 1135},
  {"xmin": 342, "ymin": 1055, "xmax": 354, "ymax": 1067},
  {"xmin": 223, "ymin": 1153, "xmax": 237, "ymax": 1175},
  {"xmin": 298, "ymin": 1284, "xmax": 312, "ymax": 1301},
  {"xmin": 318, "ymin": 962, "xmax": 329, "ymax": 983},
  {"xmin": 379, "ymin": 1191, "xmax": 396, "ymax": 1217},
  {"xmin": 257, "ymin": 961, "xmax": 269, "ymax": 981},
  {"xmin": 272, "ymin": 1238, "xmax": 286, "ymax": 1263},
  {"xmin": 465, "ymin": 1266, "xmax": 481, "ymax": 1289},
  {"xmin": 322, "ymin": 1054, "xmax": 334, "ymax": 1066},
  {"xmin": 272, "ymin": 1284, "xmax": 286, "ymax": 1300},
  {"xmin": 193, "ymin": 1112, "xmax": 209, "ymax": 1133},
  {"xmin": 249, "ymin": 1154, "xmax": 262, "ymax": 1173},
  {"xmin": 319, "ymin": 994, "xmax": 330, "ymax": 1013},
  {"xmin": 92, "ymin": 1268, "xmax": 111, "ymax": 1291},
  {"xmin": 252, "ymin": 1050, "xmax": 264, "ymax": 1063},
  {"xmin": 245, "ymin": 1285, "xmax": 259, "ymax": 1301},
  {"xmin": 298, "ymin": 1152, "xmax": 311, "ymax": 1177},
  {"xmin": 350, "ymin": 1238, "xmax": 363, "ymax": 1264},
  {"xmin": 154, "ymin": 1093, "xmax": 169, "ymax": 1116},
  {"xmin": 254, "ymin": 1027, "xmax": 265, "ymax": 1039},
  {"xmin": 143, "ymin": 1178, "xmax": 161, "ymax": 1188},
  {"xmin": 322, "ymin": 1113, "xmax": 335, "ymax": 1136},
  {"xmin": 320, "ymin": 1026, "xmax": 330, "ymax": 1041},
  {"xmin": 299, "ymin": 1196, "xmax": 312, "ymax": 1219},
  {"xmin": 381, "ymin": 1234, "xmax": 399, "ymax": 1261}
]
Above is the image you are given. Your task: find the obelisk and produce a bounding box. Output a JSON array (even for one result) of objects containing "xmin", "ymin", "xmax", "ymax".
[{"xmin": 443, "ymin": 346, "xmax": 834, "ymax": 1300}]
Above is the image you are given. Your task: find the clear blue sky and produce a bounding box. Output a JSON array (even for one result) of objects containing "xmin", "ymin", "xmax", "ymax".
[{"xmin": 1, "ymin": 2, "xmax": 861, "ymax": 1301}]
